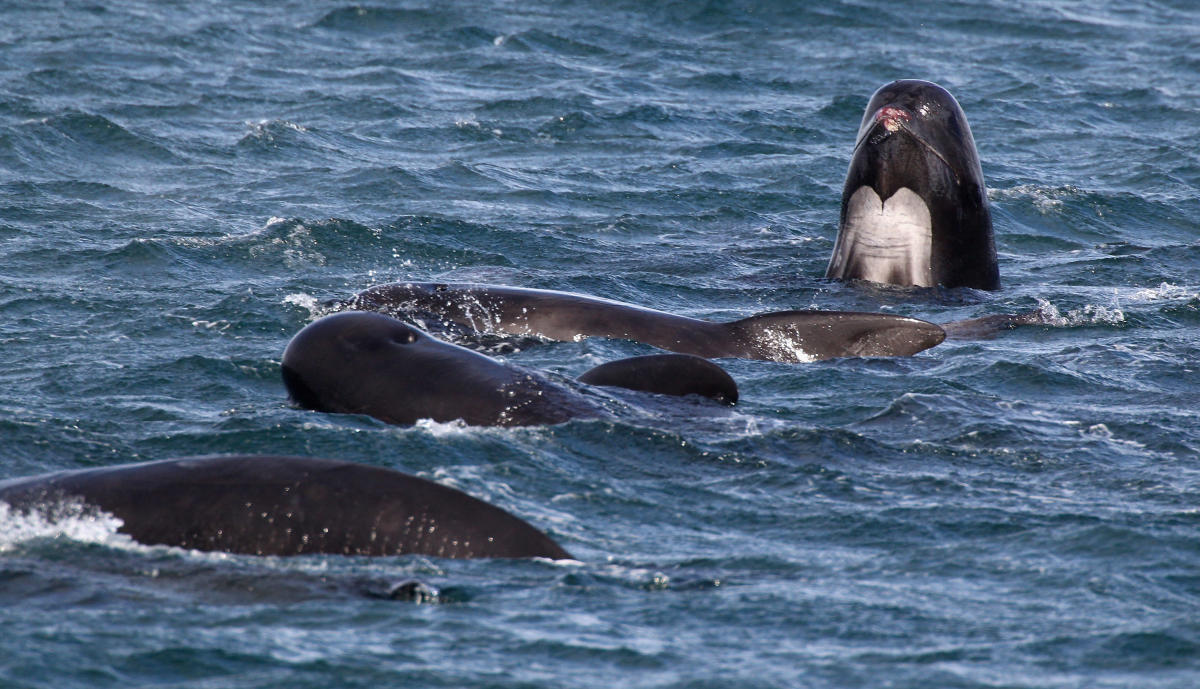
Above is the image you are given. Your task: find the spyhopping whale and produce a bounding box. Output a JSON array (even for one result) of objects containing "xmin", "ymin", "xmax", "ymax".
[{"xmin": 826, "ymin": 79, "xmax": 1000, "ymax": 290}]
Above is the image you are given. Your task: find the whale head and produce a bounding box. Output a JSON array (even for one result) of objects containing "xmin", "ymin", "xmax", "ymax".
[
  {"xmin": 281, "ymin": 311, "xmax": 569, "ymax": 426},
  {"xmin": 826, "ymin": 80, "xmax": 999, "ymax": 291}
]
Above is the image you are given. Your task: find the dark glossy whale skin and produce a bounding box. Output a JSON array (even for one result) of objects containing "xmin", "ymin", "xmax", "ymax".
[
  {"xmin": 0, "ymin": 455, "xmax": 572, "ymax": 560},
  {"xmin": 827, "ymin": 79, "xmax": 999, "ymax": 291},
  {"xmin": 282, "ymin": 311, "xmax": 741, "ymax": 427},
  {"xmin": 283, "ymin": 311, "xmax": 596, "ymax": 427},
  {"xmin": 578, "ymin": 353, "xmax": 739, "ymax": 405},
  {"xmin": 332, "ymin": 282, "xmax": 946, "ymax": 361}
]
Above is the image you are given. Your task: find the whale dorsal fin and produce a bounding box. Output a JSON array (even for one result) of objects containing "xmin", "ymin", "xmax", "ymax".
[
  {"xmin": 725, "ymin": 310, "xmax": 945, "ymax": 361},
  {"xmin": 577, "ymin": 354, "xmax": 737, "ymax": 404}
]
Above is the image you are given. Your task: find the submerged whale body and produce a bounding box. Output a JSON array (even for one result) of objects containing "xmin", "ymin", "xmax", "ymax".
[
  {"xmin": 0, "ymin": 455, "xmax": 571, "ymax": 560},
  {"xmin": 330, "ymin": 282, "xmax": 946, "ymax": 362},
  {"xmin": 826, "ymin": 79, "xmax": 1000, "ymax": 290},
  {"xmin": 282, "ymin": 311, "xmax": 739, "ymax": 427}
]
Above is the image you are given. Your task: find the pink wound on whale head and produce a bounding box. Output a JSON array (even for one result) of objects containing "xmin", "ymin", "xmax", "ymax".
[{"xmin": 875, "ymin": 106, "xmax": 910, "ymax": 132}]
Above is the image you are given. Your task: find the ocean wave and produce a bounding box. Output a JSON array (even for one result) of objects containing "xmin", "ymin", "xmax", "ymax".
[
  {"xmin": 18, "ymin": 111, "xmax": 181, "ymax": 165},
  {"xmin": 311, "ymin": 6, "xmax": 448, "ymax": 33}
]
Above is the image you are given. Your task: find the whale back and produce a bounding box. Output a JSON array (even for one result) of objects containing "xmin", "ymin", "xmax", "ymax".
[
  {"xmin": 577, "ymin": 353, "xmax": 738, "ymax": 404},
  {"xmin": 340, "ymin": 282, "xmax": 723, "ymax": 352},
  {"xmin": 337, "ymin": 282, "xmax": 945, "ymax": 361},
  {"xmin": 724, "ymin": 310, "xmax": 946, "ymax": 361},
  {"xmin": 0, "ymin": 455, "xmax": 572, "ymax": 560}
]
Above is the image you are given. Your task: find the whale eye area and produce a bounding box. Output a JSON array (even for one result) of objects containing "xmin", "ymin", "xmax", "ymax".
[{"xmin": 391, "ymin": 329, "xmax": 418, "ymax": 345}]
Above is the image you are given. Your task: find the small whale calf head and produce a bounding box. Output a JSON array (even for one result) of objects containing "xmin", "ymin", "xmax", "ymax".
[{"xmin": 827, "ymin": 80, "xmax": 999, "ymax": 291}]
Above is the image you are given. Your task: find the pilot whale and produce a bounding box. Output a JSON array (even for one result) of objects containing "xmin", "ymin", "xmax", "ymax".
[
  {"xmin": 328, "ymin": 282, "xmax": 946, "ymax": 362},
  {"xmin": 282, "ymin": 311, "xmax": 739, "ymax": 428},
  {"xmin": 826, "ymin": 80, "xmax": 1000, "ymax": 290},
  {"xmin": 0, "ymin": 455, "xmax": 571, "ymax": 559}
]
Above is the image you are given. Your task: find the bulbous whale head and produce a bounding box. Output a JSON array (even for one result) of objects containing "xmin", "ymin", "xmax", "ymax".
[
  {"xmin": 281, "ymin": 311, "xmax": 583, "ymax": 427},
  {"xmin": 827, "ymin": 80, "xmax": 999, "ymax": 290}
]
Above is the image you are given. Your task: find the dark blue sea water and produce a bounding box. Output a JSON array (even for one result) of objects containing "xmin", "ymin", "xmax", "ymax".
[{"xmin": 3, "ymin": 1, "xmax": 1199, "ymax": 687}]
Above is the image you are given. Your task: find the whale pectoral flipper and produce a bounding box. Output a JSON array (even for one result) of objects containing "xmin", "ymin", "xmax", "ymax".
[
  {"xmin": 724, "ymin": 310, "xmax": 946, "ymax": 361},
  {"xmin": 577, "ymin": 354, "xmax": 738, "ymax": 404}
]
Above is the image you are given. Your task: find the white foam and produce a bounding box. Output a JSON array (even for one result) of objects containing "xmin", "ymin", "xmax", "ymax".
[
  {"xmin": 1081, "ymin": 423, "xmax": 1147, "ymax": 450},
  {"xmin": 413, "ymin": 418, "xmax": 473, "ymax": 437},
  {"xmin": 454, "ymin": 116, "xmax": 503, "ymax": 137},
  {"xmin": 756, "ymin": 328, "xmax": 817, "ymax": 363},
  {"xmin": 990, "ymin": 184, "xmax": 1079, "ymax": 213},
  {"xmin": 247, "ymin": 221, "xmax": 327, "ymax": 268},
  {"xmin": 0, "ymin": 500, "xmax": 132, "ymax": 553},
  {"xmin": 190, "ymin": 319, "xmax": 231, "ymax": 332},
  {"xmin": 243, "ymin": 119, "xmax": 308, "ymax": 142},
  {"xmin": 1127, "ymin": 282, "xmax": 1196, "ymax": 302},
  {"xmin": 1033, "ymin": 298, "xmax": 1125, "ymax": 327},
  {"xmin": 283, "ymin": 292, "xmax": 321, "ymax": 316},
  {"xmin": 539, "ymin": 556, "xmax": 584, "ymax": 566}
]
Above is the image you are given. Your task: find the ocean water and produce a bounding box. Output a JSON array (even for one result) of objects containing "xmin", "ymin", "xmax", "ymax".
[{"xmin": 2, "ymin": 0, "xmax": 1199, "ymax": 687}]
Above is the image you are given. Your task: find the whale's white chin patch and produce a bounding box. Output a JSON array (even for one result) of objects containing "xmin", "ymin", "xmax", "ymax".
[{"xmin": 827, "ymin": 186, "xmax": 934, "ymax": 287}]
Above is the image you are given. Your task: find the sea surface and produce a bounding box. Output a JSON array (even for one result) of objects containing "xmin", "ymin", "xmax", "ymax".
[{"xmin": 2, "ymin": 1, "xmax": 1199, "ymax": 687}]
